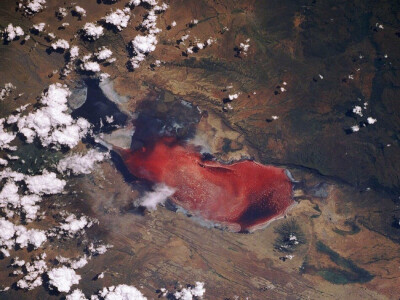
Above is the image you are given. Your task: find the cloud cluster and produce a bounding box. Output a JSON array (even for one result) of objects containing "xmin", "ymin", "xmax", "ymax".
[
  {"xmin": 82, "ymin": 23, "xmax": 104, "ymax": 40},
  {"xmin": 54, "ymin": 214, "xmax": 94, "ymax": 237},
  {"xmin": 32, "ymin": 22, "xmax": 46, "ymax": 33},
  {"xmin": 0, "ymin": 78, "xmax": 121, "ymax": 294},
  {"xmin": 174, "ymin": 282, "xmax": 206, "ymax": 300},
  {"xmin": 51, "ymin": 39, "xmax": 70, "ymax": 50},
  {"xmin": 74, "ymin": 6, "xmax": 86, "ymax": 17},
  {"xmin": 0, "ymin": 118, "xmax": 16, "ymax": 150},
  {"xmin": 158, "ymin": 282, "xmax": 206, "ymax": 299},
  {"xmin": 58, "ymin": 149, "xmax": 109, "ymax": 175},
  {"xmin": 17, "ymin": 83, "xmax": 90, "ymax": 148},
  {"xmin": 94, "ymin": 47, "xmax": 113, "ymax": 61},
  {"xmin": 25, "ymin": 170, "xmax": 66, "ymax": 195},
  {"xmin": 47, "ymin": 266, "xmax": 81, "ymax": 293},
  {"xmin": 103, "ymin": 8, "xmax": 131, "ymax": 31},
  {"xmin": 96, "ymin": 284, "xmax": 147, "ymax": 300},
  {"xmin": 16, "ymin": 254, "xmax": 48, "ymax": 290},
  {"xmin": 348, "ymin": 101, "xmax": 377, "ymax": 133},
  {"xmin": 137, "ymin": 183, "xmax": 175, "ymax": 210},
  {"xmin": 129, "ymin": 2, "xmax": 168, "ymax": 69},
  {"xmin": 66, "ymin": 289, "xmax": 87, "ymax": 300},
  {"xmin": 0, "ymin": 218, "xmax": 46, "ymax": 257},
  {"xmin": 0, "ymin": 83, "xmax": 16, "ymax": 100},
  {"xmin": 2, "ymin": 24, "xmax": 24, "ymax": 41},
  {"xmin": 80, "ymin": 61, "xmax": 101, "ymax": 73},
  {"xmin": 19, "ymin": 0, "xmax": 46, "ymax": 15}
]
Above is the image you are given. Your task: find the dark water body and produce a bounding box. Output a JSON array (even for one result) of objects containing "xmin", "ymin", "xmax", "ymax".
[
  {"xmin": 71, "ymin": 79, "xmax": 128, "ymax": 134},
  {"xmin": 130, "ymin": 97, "xmax": 201, "ymax": 151}
]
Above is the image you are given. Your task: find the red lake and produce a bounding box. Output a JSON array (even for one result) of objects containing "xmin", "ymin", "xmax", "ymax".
[{"xmin": 119, "ymin": 137, "xmax": 294, "ymax": 232}]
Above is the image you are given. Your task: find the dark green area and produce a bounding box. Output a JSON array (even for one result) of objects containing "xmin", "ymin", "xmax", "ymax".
[
  {"xmin": 315, "ymin": 241, "xmax": 374, "ymax": 284},
  {"xmin": 274, "ymin": 219, "xmax": 306, "ymax": 253},
  {"xmin": 222, "ymin": 138, "xmax": 232, "ymax": 153},
  {"xmin": 10, "ymin": 142, "xmax": 63, "ymax": 175},
  {"xmin": 332, "ymin": 221, "xmax": 361, "ymax": 236},
  {"xmin": 313, "ymin": 204, "xmax": 321, "ymax": 213}
]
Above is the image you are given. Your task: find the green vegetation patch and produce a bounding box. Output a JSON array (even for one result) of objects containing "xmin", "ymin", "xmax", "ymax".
[
  {"xmin": 315, "ymin": 241, "xmax": 374, "ymax": 284},
  {"xmin": 332, "ymin": 221, "xmax": 361, "ymax": 236}
]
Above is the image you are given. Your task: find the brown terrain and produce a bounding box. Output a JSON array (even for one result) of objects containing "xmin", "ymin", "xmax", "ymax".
[{"xmin": 1, "ymin": 0, "xmax": 400, "ymax": 299}]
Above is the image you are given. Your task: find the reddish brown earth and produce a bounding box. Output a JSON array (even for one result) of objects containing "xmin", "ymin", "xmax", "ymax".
[{"xmin": 118, "ymin": 137, "xmax": 294, "ymax": 232}]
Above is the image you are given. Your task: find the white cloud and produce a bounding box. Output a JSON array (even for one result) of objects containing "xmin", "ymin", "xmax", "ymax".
[
  {"xmin": 97, "ymin": 284, "xmax": 147, "ymax": 300},
  {"xmin": 51, "ymin": 39, "xmax": 70, "ymax": 50},
  {"xmin": 11, "ymin": 257, "xmax": 26, "ymax": 267},
  {"xmin": 58, "ymin": 214, "xmax": 93, "ymax": 237},
  {"xmin": 3, "ymin": 24, "xmax": 24, "ymax": 41},
  {"xmin": 82, "ymin": 23, "xmax": 104, "ymax": 40},
  {"xmin": 58, "ymin": 149, "xmax": 109, "ymax": 175},
  {"xmin": 0, "ymin": 118, "xmax": 16, "ymax": 150},
  {"xmin": 129, "ymin": 0, "xmax": 141, "ymax": 6},
  {"xmin": 0, "ymin": 82, "xmax": 16, "ymax": 100},
  {"xmin": 70, "ymin": 256, "xmax": 88, "ymax": 269},
  {"xmin": 104, "ymin": 9, "xmax": 131, "ymax": 31},
  {"xmin": 47, "ymin": 266, "xmax": 81, "ymax": 293},
  {"xmin": 239, "ymin": 38, "xmax": 250, "ymax": 54},
  {"xmin": 132, "ymin": 34, "xmax": 158, "ymax": 54},
  {"xmin": 57, "ymin": 255, "xmax": 89, "ymax": 269},
  {"xmin": 0, "ymin": 180, "xmax": 20, "ymax": 209},
  {"xmin": 81, "ymin": 61, "xmax": 101, "ymax": 73},
  {"xmin": 130, "ymin": 34, "xmax": 158, "ymax": 69},
  {"xmin": 22, "ymin": 0, "xmax": 46, "ymax": 15},
  {"xmin": 32, "ymin": 22, "xmax": 46, "ymax": 32},
  {"xmin": 130, "ymin": 0, "xmax": 157, "ymax": 6},
  {"xmin": 70, "ymin": 46, "xmax": 80, "ymax": 60},
  {"xmin": 57, "ymin": 7, "xmax": 68, "ymax": 19},
  {"xmin": 128, "ymin": 3, "xmax": 168, "ymax": 69},
  {"xmin": 0, "ymin": 218, "xmax": 46, "ymax": 255},
  {"xmin": 0, "ymin": 218, "xmax": 17, "ymax": 250},
  {"xmin": 367, "ymin": 117, "xmax": 377, "ymax": 124},
  {"xmin": 137, "ymin": 183, "xmax": 175, "ymax": 210},
  {"xmin": 144, "ymin": 0, "xmax": 158, "ymax": 5},
  {"xmin": 17, "ymin": 83, "xmax": 90, "ymax": 148},
  {"xmin": 15, "ymin": 227, "xmax": 47, "ymax": 249},
  {"xmin": 174, "ymin": 282, "xmax": 206, "ymax": 300},
  {"xmin": 17, "ymin": 254, "xmax": 48, "ymax": 290},
  {"xmin": 94, "ymin": 47, "xmax": 113, "ymax": 61},
  {"xmin": 351, "ymin": 125, "xmax": 360, "ymax": 132},
  {"xmin": 228, "ymin": 93, "xmax": 238, "ymax": 100},
  {"xmin": 141, "ymin": 4, "xmax": 167, "ymax": 35},
  {"xmin": 352, "ymin": 105, "xmax": 363, "ymax": 117},
  {"xmin": 20, "ymin": 194, "xmax": 42, "ymax": 222},
  {"xmin": 0, "ymin": 168, "xmax": 25, "ymax": 182},
  {"xmin": 67, "ymin": 289, "xmax": 87, "ymax": 300},
  {"xmin": 0, "ymin": 179, "xmax": 40, "ymax": 220},
  {"xmin": 74, "ymin": 6, "xmax": 86, "ymax": 17},
  {"xmin": 25, "ymin": 170, "xmax": 66, "ymax": 195},
  {"xmin": 99, "ymin": 73, "xmax": 111, "ymax": 81},
  {"xmin": 87, "ymin": 243, "xmax": 112, "ymax": 256}
]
